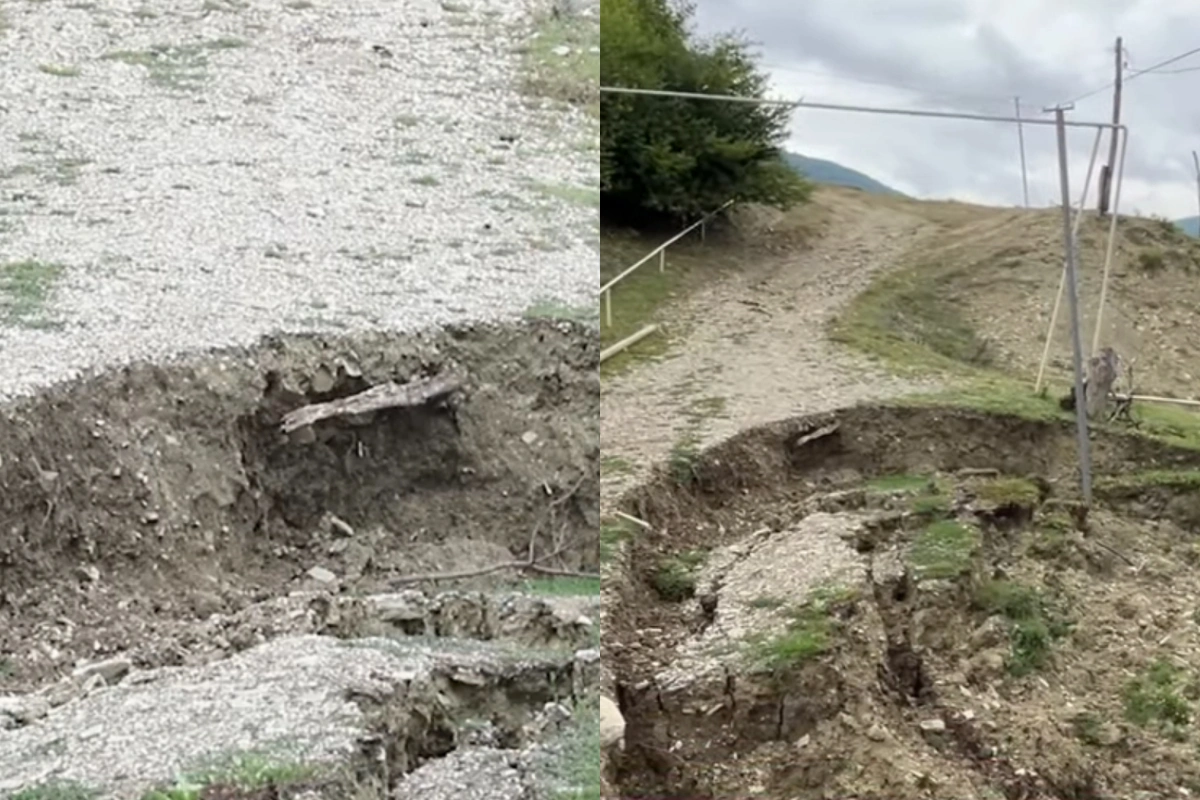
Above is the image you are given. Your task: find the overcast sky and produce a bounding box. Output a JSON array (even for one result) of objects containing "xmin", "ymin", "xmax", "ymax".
[{"xmin": 690, "ymin": 0, "xmax": 1200, "ymax": 219}]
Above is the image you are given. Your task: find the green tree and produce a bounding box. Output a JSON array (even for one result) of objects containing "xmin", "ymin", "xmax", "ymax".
[{"xmin": 600, "ymin": 0, "xmax": 809, "ymax": 224}]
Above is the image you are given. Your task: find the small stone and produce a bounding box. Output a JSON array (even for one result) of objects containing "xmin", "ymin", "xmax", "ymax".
[
  {"xmin": 919, "ymin": 718, "xmax": 947, "ymax": 733},
  {"xmin": 551, "ymin": 45, "xmax": 570, "ymax": 57},
  {"xmin": 76, "ymin": 565, "xmax": 100, "ymax": 584},
  {"xmin": 307, "ymin": 566, "xmax": 338, "ymax": 584},
  {"xmin": 866, "ymin": 723, "xmax": 888, "ymax": 741},
  {"xmin": 794, "ymin": 733, "xmax": 811, "ymax": 749},
  {"xmin": 521, "ymin": 430, "xmax": 538, "ymax": 446}
]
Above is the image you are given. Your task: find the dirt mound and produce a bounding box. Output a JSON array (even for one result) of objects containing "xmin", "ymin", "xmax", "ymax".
[
  {"xmin": 0, "ymin": 319, "xmax": 597, "ymax": 684},
  {"xmin": 831, "ymin": 190, "xmax": 1200, "ymax": 396},
  {"xmin": 605, "ymin": 404, "xmax": 1200, "ymax": 799}
]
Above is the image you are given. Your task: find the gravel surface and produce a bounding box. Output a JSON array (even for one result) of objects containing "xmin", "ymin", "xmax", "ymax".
[
  {"xmin": 0, "ymin": 0, "xmax": 598, "ymax": 400},
  {"xmin": 600, "ymin": 195, "xmax": 942, "ymax": 513}
]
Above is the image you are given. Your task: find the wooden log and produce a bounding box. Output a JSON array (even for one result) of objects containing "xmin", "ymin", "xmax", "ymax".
[{"xmin": 280, "ymin": 372, "xmax": 463, "ymax": 433}]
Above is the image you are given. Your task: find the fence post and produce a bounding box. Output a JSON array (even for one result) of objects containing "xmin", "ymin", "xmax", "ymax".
[
  {"xmin": 604, "ymin": 289, "xmax": 612, "ymax": 327},
  {"xmin": 700, "ymin": 220, "xmax": 706, "ymax": 243},
  {"xmin": 659, "ymin": 250, "xmax": 665, "ymax": 272}
]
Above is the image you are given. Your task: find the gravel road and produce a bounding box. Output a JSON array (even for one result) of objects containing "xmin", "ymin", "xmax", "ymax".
[
  {"xmin": 0, "ymin": 0, "xmax": 598, "ymax": 400},
  {"xmin": 600, "ymin": 194, "xmax": 943, "ymax": 511}
]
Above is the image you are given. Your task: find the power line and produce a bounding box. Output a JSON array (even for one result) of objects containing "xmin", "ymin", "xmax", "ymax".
[
  {"xmin": 1062, "ymin": 43, "xmax": 1200, "ymax": 106},
  {"xmin": 758, "ymin": 62, "xmax": 1021, "ymax": 106}
]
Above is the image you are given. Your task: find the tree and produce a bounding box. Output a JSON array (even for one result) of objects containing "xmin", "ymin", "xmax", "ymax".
[{"xmin": 600, "ymin": 0, "xmax": 810, "ymax": 224}]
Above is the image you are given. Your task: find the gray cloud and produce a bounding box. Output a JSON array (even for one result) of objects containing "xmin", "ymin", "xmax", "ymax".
[{"xmin": 684, "ymin": 0, "xmax": 1200, "ymax": 218}]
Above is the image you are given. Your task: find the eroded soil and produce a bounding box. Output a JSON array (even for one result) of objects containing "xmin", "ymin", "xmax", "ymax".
[
  {"xmin": 606, "ymin": 405, "xmax": 1200, "ymax": 799},
  {"xmin": 0, "ymin": 319, "xmax": 600, "ymax": 798}
]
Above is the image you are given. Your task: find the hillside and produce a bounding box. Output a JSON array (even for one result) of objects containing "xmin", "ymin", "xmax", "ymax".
[
  {"xmin": 602, "ymin": 185, "xmax": 1200, "ymax": 800},
  {"xmin": 783, "ymin": 151, "xmax": 905, "ymax": 196}
]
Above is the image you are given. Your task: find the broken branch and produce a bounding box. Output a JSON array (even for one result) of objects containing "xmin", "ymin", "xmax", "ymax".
[{"xmin": 280, "ymin": 373, "xmax": 463, "ymax": 433}]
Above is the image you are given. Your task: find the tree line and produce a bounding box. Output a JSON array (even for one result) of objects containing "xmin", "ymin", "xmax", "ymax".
[{"xmin": 600, "ymin": 0, "xmax": 810, "ymax": 226}]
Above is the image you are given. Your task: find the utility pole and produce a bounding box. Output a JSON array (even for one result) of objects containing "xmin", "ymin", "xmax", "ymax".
[
  {"xmin": 1193, "ymin": 151, "xmax": 1200, "ymax": 235},
  {"xmin": 1098, "ymin": 36, "xmax": 1123, "ymax": 215},
  {"xmin": 1014, "ymin": 96, "xmax": 1030, "ymax": 208},
  {"xmin": 1046, "ymin": 102, "xmax": 1093, "ymax": 506}
]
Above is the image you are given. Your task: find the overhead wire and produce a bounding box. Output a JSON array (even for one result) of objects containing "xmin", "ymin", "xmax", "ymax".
[{"xmin": 1061, "ymin": 43, "xmax": 1200, "ymax": 106}]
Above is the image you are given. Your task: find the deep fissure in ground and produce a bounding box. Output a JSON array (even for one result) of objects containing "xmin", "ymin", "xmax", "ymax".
[
  {"xmin": 606, "ymin": 405, "xmax": 1200, "ymax": 799},
  {"xmin": 0, "ymin": 320, "xmax": 599, "ymax": 687}
]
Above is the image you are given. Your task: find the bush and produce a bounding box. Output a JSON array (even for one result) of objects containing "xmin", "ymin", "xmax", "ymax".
[{"xmin": 600, "ymin": 0, "xmax": 809, "ymax": 224}]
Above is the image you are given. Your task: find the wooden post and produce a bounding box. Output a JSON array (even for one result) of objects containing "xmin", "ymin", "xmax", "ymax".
[{"xmin": 1099, "ymin": 37, "xmax": 1123, "ymax": 216}]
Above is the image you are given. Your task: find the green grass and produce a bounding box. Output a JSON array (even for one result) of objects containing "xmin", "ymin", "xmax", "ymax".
[
  {"xmin": 975, "ymin": 476, "xmax": 1040, "ymax": 508},
  {"xmin": 7, "ymin": 783, "xmax": 98, "ymax": 800},
  {"xmin": 0, "ymin": 259, "xmax": 65, "ymax": 327},
  {"xmin": 746, "ymin": 585, "xmax": 855, "ymax": 671},
  {"xmin": 600, "ymin": 455, "xmax": 635, "ymax": 477},
  {"xmin": 100, "ymin": 39, "xmax": 248, "ymax": 91},
  {"xmin": 1123, "ymin": 659, "xmax": 1196, "ymax": 738},
  {"xmin": 973, "ymin": 580, "xmax": 1071, "ymax": 676},
  {"xmin": 667, "ymin": 432, "xmax": 701, "ymax": 487},
  {"xmin": 831, "ymin": 261, "xmax": 993, "ymax": 375},
  {"xmin": 546, "ymin": 698, "xmax": 601, "ymax": 800},
  {"xmin": 909, "ymin": 519, "xmax": 979, "ymax": 580},
  {"xmin": 866, "ymin": 472, "xmax": 932, "ymax": 492},
  {"xmin": 650, "ymin": 549, "xmax": 707, "ymax": 601},
  {"xmin": 910, "ymin": 493, "xmax": 951, "ymax": 516},
  {"xmin": 519, "ymin": 12, "xmax": 599, "ymax": 114},
  {"xmin": 898, "ymin": 376, "xmax": 1200, "ymax": 453},
  {"xmin": 520, "ymin": 575, "xmax": 600, "ymax": 596},
  {"xmin": 600, "ymin": 517, "xmax": 639, "ymax": 563},
  {"xmin": 140, "ymin": 750, "xmax": 317, "ymax": 799}
]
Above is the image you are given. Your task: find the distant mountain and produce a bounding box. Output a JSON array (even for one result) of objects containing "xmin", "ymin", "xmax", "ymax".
[
  {"xmin": 783, "ymin": 152, "xmax": 906, "ymax": 197},
  {"xmin": 1175, "ymin": 216, "xmax": 1199, "ymax": 237}
]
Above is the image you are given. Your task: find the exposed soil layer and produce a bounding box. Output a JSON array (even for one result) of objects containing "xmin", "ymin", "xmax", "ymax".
[
  {"xmin": 0, "ymin": 320, "xmax": 599, "ymax": 690},
  {"xmin": 606, "ymin": 405, "xmax": 1200, "ymax": 799}
]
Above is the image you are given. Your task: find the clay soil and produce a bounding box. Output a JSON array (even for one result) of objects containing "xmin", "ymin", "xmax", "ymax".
[
  {"xmin": 605, "ymin": 404, "xmax": 1200, "ymax": 799},
  {"xmin": 0, "ymin": 319, "xmax": 599, "ymax": 692}
]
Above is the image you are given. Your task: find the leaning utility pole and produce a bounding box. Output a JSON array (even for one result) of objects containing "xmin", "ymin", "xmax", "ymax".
[
  {"xmin": 1193, "ymin": 151, "xmax": 1200, "ymax": 234},
  {"xmin": 1014, "ymin": 96, "xmax": 1030, "ymax": 207},
  {"xmin": 1098, "ymin": 36, "xmax": 1123, "ymax": 215},
  {"xmin": 1046, "ymin": 102, "xmax": 1093, "ymax": 505}
]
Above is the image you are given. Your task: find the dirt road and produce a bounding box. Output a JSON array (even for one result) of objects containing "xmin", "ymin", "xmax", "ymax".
[{"xmin": 601, "ymin": 193, "xmax": 942, "ymax": 509}]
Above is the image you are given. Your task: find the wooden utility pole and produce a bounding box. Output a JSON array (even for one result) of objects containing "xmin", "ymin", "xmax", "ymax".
[
  {"xmin": 1014, "ymin": 96, "xmax": 1030, "ymax": 208},
  {"xmin": 1098, "ymin": 36, "xmax": 1123, "ymax": 215}
]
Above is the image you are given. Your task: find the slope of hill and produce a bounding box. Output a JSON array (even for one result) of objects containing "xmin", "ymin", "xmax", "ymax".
[
  {"xmin": 1175, "ymin": 216, "xmax": 1199, "ymax": 237},
  {"xmin": 783, "ymin": 152, "xmax": 905, "ymax": 197}
]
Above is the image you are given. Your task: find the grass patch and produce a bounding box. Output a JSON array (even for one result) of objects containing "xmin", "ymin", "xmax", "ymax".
[
  {"xmin": 410, "ymin": 174, "xmax": 440, "ymax": 187},
  {"xmin": 7, "ymin": 783, "xmax": 98, "ymax": 800},
  {"xmin": 141, "ymin": 750, "xmax": 317, "ymax": 799},
  {"xmin": 899, "ymin": 376, "xmax": 1200, "ymax": 453},
  {"xmin": 0, "ymin": 259, "xmax": 65, "ymax": 327},
  {"xmin": 37, "ymin": 64, "xmax": 81, "ymax": 77},
  {"xmin": 101, "ymin": 39, "xmax": 248, "ymax": 91},
  {"xmin": 1123, "ymin": 658, "xmax": 1196, "ymax": 738},
  {"xmin": 909, "ymin": 519, "xmax": 979, "ymax": 580},
  {"xmin": 650, "ymin": 549, "xmax": 707, "ymax": 601},
  {"xmin": 831, "ymin": 262, "xmax": 993, "ymax": 374},
  {"xmin": 600, "ymin": 517, "xmax": 639, "ymax": 563},
  {"xmin": 975, "ymin": 476, "xmax": 1040, "ymax": 508},
  {"xmin": 601, "ymin": 455, "xmax": 635, "ymax": 477},
  {"xmin": 1069, "ymin": 711, "xmax": 1106, "ymax": 746},
  {"xmin": 667, "ymin": 432, "xmax": 700, "ymax": 486},
  {"xmin": 519, "ymin": 11, "xmax": 599, "ymax": 113},
  {"xmin": 746, "ymin": 585, "xmax": 855, "ymax": 671},
  {"xmin": 910, "ymin": 493, "xmax": 951, "ymax": 516},
  {"xmin": 866, "ymin": 472, "xmax": 932, "ymax": 493},
  {"xmin": 545, "ymin": 697, "xmax": 601, "ymax": 800},
  {"xmin": 519, "ymin": 575, "xmax": 600, "ymax": 596},
  {"xmin": 973, "ymin": 580, "xmax": 1071, "ymax": 676}
]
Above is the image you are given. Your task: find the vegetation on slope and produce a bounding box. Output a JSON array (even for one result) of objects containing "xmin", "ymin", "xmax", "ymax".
[{"xmin": 599, "ymin": 0, "xmax": 809, "ymax": 225}]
